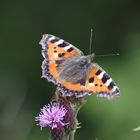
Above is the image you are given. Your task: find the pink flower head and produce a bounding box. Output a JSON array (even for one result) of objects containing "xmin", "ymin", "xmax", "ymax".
[{"xmin": 35, "ymin": 103, "xmax": 67, "ymax": 129}]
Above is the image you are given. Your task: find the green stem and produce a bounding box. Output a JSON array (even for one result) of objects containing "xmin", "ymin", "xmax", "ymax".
[
  {"xmin": 68, "ymin": 129, "xmax": 75, "ymax": 140},
  {"xmin": 68, "ymin": 97, "xmax": 87, "ymax": 140}
]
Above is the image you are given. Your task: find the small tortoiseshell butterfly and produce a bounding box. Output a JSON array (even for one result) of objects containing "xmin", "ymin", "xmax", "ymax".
[{"xmin": 39, "ymin": 34, "xmax": 120, "ymax": 99}]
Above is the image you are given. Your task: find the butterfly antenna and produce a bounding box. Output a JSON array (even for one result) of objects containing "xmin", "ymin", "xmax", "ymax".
[
  {"xmin": 95, "ymin": 53, "xmax": 120, "ymax": 57},
  {"xmin": 89, "ymin": 28, "xmax": 93, "ymax": 54}
]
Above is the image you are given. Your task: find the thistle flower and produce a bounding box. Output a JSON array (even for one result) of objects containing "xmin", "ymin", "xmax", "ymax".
[
  {"xmin": 35, "ymin": 102, "xmax": 67, "ymax": 130},
  {"xmin": 35, "ymin": 91, "xmax": 84, "ymax": 140}
]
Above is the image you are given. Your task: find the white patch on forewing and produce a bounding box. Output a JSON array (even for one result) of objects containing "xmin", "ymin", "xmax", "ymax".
[
  {"xmin": 112, "ymin": 86, "xmax": 117, "ymax": 92},
  {"xmin": 63, "ymin": 45, "xmax": 72, "ymax": 51},
  {"xmin": 48, "ymin": 36, "xmax": 55, "ymax": 41},
  {"xmin": 97, "ymin": 71, "xmax": 105, "ymax": 79},
  {"xmin": 55, "ymin": 39, "xmax": 64, "ymax": 45},
  {"xmin": 105, "ymin": 78, "xmax": 112, "ymax": 86}
]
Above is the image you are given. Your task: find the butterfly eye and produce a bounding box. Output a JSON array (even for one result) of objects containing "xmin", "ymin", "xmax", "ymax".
[
  {"xmin": 80, "ymin": 59, "xmax": 88, "ymax": 66},
  {"xmin": 80, "ymin": 59, "xmax": 89, "ymax": 67}
]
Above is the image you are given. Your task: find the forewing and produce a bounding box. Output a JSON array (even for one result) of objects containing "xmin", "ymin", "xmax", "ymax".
[
  {"xmin": 85, "ymin": 63, "xmax": 120, "ymax": 99},
  {"xmin": 39, "ymin": 34, "xmax": 83, "ymax": 84}
]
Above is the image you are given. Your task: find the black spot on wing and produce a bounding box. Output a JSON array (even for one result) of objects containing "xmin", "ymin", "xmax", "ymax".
[
  {"xmin": 67, "ymin": 47, "xmax": 74, "ymax": 52},
  {"xmin": 74, "ymin": 76, "xmax": 86, "ymax": 86},
  {"xmin": 89, "ymin": 77, "xmax": 94, "ymax": 83},
  {"xmin": 51, "ymin": 37, "xmax": 59, "ymax": 43},
  {"xmin": 58, "ymin": 53, "xmax": 65, "ymax": 57},
  {"xmin": 78, "ymin": 78, "xmax": 86, "ymax": 86},
  {"xmin": 58, "ymin": 42, "xmax": 68, "ymax": 47},
  {"xmin": 115, "ymin": 88, "xmax": 119, "ymax": 93},
  {"xmin": 47, "ymin": 35, "xmax": 52, "ymax": 39},
  {"xmin": 102, "ymin": 73, "xmax": 110, "ymax": 83},
  {"xmin": 95, "ymin": 69, "xmax": 102, "ymax": 76},
  {"xmin": 108, "ymin": 81, "xmax": 115, "ymax": 90},
  {"xmin": 112, "ymin": 88, "xmax": 120, "ymax": 96}
]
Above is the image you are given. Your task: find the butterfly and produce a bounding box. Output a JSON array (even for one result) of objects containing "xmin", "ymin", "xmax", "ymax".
[{"xmin": 39, "ymin": 34, "xmax": 120, "ymax": 99}]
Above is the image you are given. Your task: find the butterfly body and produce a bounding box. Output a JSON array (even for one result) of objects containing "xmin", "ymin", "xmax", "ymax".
[
  {"xmin": 57, "ymin": 54, "xmax": 93, "ymax": 84},
  {"xmin": 39, "ymin": 34, "xmax": 120, "ymax": 99}
]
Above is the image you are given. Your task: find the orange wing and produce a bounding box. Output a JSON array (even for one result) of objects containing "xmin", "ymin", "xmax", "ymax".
[
  {"xmin": 57, "ymin": 64, "xmax": 120, "ymax": 99},
  {"xmin": 57, "ymin": 78, "xmax": 87, "ymax": 97},
  {"xmin": 39, "ymin": 34, "xmax": 83, "ymax": 84},
  {"xmin": 85, "ymin": 64, "xmax": 120, "ymax": 99}
]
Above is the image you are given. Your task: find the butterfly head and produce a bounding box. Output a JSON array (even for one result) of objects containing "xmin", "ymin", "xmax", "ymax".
[{"xmin": 79, "ymin": 53, "xmax": 95, "ymax": 68}]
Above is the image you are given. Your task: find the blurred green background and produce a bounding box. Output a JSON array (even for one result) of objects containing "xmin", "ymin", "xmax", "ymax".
[{"xmin": 0, "ymin": 0, "xmax": 140, "ymax": 140}]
